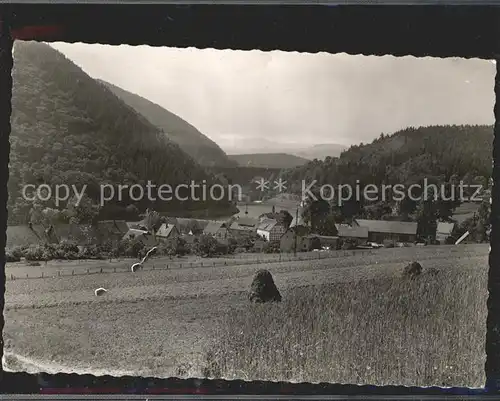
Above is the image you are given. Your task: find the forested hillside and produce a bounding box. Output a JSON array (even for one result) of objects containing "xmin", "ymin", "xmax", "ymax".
[
  {"xmin": 228, "ymin": 153, "xmax": 309, "ymax": 169},
  {"xmin": 8, "ymin": 41, "xmax": 235, "ymax": 224},
  {"xmin": 284, "ymin": 125, "xmax": 492, "ymax": 192},
  {"xmin": 100, "ymin": 80, "xmax": 235, "ymax": 168},
  {"xmin": 281, "ymin": 125, "xmax": 492, "ymax": 240}
]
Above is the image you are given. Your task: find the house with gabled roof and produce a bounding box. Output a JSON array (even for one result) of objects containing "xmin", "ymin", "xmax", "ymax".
[
  {"xmin": 257, "ymin": 218, "xmax": 286, "ymax": 242},
  {"xmin": 122, "ymin": 228, "xmax": 157, "ymax": 248},
  {"xmin": 307, "ymin": 234, "xmax": 339, "ymax": 250},
  {"xmin": 203, "ymin": 221, "xmax": 228, "ymax": 240},
  {"xmin": 156, "ymin": 223, "xmax": 179, "ymax": 239},
  {"xmin": 229, "ymin": 217, "xmax": 259, "ymax": 238},
  {"xmin": 280, "ymin": 225, "xmax": 312, "ymax": 253},
  {"xmin": 335, "ymin": 224, "xmax": 369, "ymax": 241},
  {"xmin": 156, "ymin": 223, "xmax": 180, "ymax": 246},
  {"xmin": 354, "ymin": 219, "xmax": 418, "ymax": 244}
]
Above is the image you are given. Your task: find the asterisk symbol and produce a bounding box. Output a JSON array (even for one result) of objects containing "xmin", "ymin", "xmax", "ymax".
[
  {"xmin": 254, "ymin": 177, "xmax": 269, "ymax": 191},
  {"xmin": 274, "ymin": 178, "xmax": 287, "ymax": 192}
]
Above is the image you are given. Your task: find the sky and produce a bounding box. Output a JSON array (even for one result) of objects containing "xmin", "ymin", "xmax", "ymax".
[{"xmin": 50, "ymin": 43, "xmax": 496, "ymax": 153}]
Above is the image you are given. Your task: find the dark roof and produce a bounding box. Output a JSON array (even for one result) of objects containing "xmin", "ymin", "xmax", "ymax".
[
  {"xmin": 203, "ymin": 221, "xmax": 226, "ymax": 235},
  {"xmin": 156, "ymin": 223, "xmax": 177, "ymax": 238},
  {"xmin": 123, "ymin": 228, "xmax": 157, "ymax": 247},
  {"xmin": 284, "ymin": 225, "xmax": 310, "ymax": 237},
  {"xmin": 257, "ymin": 218, "xmax": 278, "ymax": 232},
  {"xmin": 236, "ymin": 217, "xmax": 259, "ymax": 227},
  {"xmin": 354, "ymin": 219, "xmax": 418, "ymax": 236},
  {"xmin": 97, "ymin": 220, "xmax": 129, "ymax": 236},
  {"xmin": 308, "ymin": 235, "xmax": 339, "ymax": 241},
  {"xmin": 229, "ymin": 221, "xmax": 256, "ymax": 232},
  {"xmin": 230, "ymin": 217, "xmax": 259, "ymax": 232},
  {"xmin": 336, "ymin": 225, "xmax": 369, "ymax": 239}
]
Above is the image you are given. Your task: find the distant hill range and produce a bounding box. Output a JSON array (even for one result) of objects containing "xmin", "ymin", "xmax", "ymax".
[
  {"xmin": 222, "ymin": 138, "xmax": 348, "ymax": 162},
  {"xmin": 99, "ymin": 79, "xmax": 235, "ymax": 168},
  {"xmin": 228, "ymin": 153, "xmax": 310, "ymax": 169},
  {"xmin": 8, "ymin": 41, "xmax": 235, "ymax": 224},
  {"xmin": 294, "ymin": 143, "xmax": 349, "ymax": 160}
]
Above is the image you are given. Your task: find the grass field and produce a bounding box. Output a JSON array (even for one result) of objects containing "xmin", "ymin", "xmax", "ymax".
[{"xmin": 3, "ymin": 244, "xmax": 489, "ymax": 387}]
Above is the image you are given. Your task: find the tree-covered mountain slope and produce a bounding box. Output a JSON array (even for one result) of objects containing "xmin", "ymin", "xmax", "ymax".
[
  {"xmin": 99, "ymin": 79, "xmax": 235, "ymax": 168},
  {"xmin": 8, "ymin": 41, "xmax": 235, "ymax": 224}
]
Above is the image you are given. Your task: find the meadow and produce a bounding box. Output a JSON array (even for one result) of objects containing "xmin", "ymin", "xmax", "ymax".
[{"xmin": 3, "ymin": 244, "xmax": 489, "ymax": 387}]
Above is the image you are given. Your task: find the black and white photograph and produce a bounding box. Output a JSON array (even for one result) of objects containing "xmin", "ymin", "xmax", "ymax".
[{"xmin": 2, "ymin": 40, "xmax": 495, "ymax": 387}]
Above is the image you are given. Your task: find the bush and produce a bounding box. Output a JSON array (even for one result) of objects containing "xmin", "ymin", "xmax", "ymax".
[
  {"xmin": 122, "ymin": 238, "xmax": 147, "ymax": 258},
  {"xmin": 263, "ymin": 242, "xmax": 280, "ymax": 254},
  {"xmin": 97, "ymin": 239, "xmax": 114, "ymax": 254},
  {"xmin": 9, "ymin": 246, "xmax": 25, "ymax": 260},
  {"xmin": 45, "ymin": 242, "xmax": 79, "ymax": 260},
  {"xmin": 176, "ymin": 237, "xmax": 190, "ymax": 256},
  {"xmin": 194, "ymin": 235, "xmax": 219, "ymax": 257},
  {"xmin": 237, "ymin": 236, "xmax": 254, "ymax": 251},
  {"xmin": 5, "ymin": 251, "xmax": 21, "ymax": 263},
  {"xmin": 42, "ymin": 244, "xmax": 57, "ymax": 261},
  {"xmin": 58, "ymin": 240, "xmax": 79, "ymax": 254},
  {"xmin": 78, "ymin": 245, "xmax": 105, "ymax": 260},
  {"xmin": 228, "ymin": 238, "xmax": 238, "ymax": 254},
  {"xmin": 157, "ymin": 237, "xmax": 191, "ymax": 257},
  {"xmin": 24, "ymin": 245, "xmax": 46, "ymax": 261},
  {"xmin": 157, "ymin": 241, "xmax": 177, "ymax": 257},
  {"xmin": 108, "ymin": 238, "xmax": 145, "ymax": 259},
  {"xmin": 215, "ymin": 242, "xmax": 229, "ymax": 255}
]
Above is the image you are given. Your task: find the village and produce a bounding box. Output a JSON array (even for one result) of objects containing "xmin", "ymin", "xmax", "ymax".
[{"xmin": 4, "ymin": 201, "xmax": 468, "ymax": 265}]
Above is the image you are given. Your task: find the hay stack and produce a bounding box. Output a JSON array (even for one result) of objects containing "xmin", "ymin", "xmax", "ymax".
[
  {"xmin": 402, "ymin": 261, "xmax": 423, "ymax": 279},
  {"xmin": 249, "ymin": 269, "xmax": 282, "ymax": 303}
]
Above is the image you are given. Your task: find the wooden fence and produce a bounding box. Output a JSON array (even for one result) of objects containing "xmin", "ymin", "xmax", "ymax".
[{"xmin": 5, "ymin": 248, "xmax": 378, "ymax": 281}]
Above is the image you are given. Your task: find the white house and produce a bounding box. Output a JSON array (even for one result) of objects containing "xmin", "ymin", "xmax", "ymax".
[
  {"xmin": 436, "ymin": 222, "xmax": 455, "ymax": 244},
  {"xmin": 256, "ymin": 218, "xmax": 286, "ymax": 242}
]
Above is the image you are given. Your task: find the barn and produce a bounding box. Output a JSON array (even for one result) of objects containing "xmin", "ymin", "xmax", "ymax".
[{"xmin": 354, "ymin": 219, "xmax": 418, "ymax": 245}]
